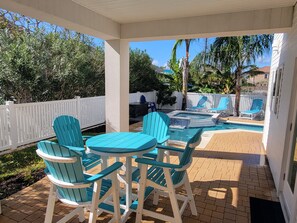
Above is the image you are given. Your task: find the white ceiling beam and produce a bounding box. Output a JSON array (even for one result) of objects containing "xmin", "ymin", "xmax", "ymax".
[
  {"xmin": 121, "ymin": 7, "xmax": 294, "ymax": 41},
  {"xmin": 0, "ymin": 0, "xmax": 120, "ymax": 40}
]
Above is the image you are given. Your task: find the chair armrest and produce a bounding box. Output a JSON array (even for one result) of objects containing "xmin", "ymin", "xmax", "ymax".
[
  {"xmin": 157, "ymin": 145, "xmax": 184, "ymax": 153},
  {"xmin": 86, "ymin": 162, "xmax": 123, "ymax": 183},
  {"xmin": 157, "ymin": 135, "xmax": 170, "ymax": 144},
  {"xmin": 82, "ymin": 135, "xmax": 92, "ymax": 141},
  {"xmin": 64, "ymin": 146, "xmax": 85, "ymax": 153},
  {"xmin": 135, "ymin": 158, "xmax": 181, "ymax": 169}
]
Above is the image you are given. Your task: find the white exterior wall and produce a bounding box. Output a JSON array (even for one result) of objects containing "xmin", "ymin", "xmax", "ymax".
[{"xmin": 264, "ymin": 9, "xmax": 297, "ymax": 195}]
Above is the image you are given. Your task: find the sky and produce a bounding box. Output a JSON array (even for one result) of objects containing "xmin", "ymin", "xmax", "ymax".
[
  {"xmin": 130, "ymin": 38, "xmax": 272, "ymax": 68},
  {"xmin": 93, "ymin": 37, "xmax": 272, "ymax": 69}
]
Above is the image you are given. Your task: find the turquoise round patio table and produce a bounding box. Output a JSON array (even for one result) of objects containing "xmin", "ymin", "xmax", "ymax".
[
  {"xmin": 86, "ymin": 132, "xmax": 157, "ymax": 222},
  {"xmin": 86, "ymin": 132, "xmax": 157, "ymax": 156}
]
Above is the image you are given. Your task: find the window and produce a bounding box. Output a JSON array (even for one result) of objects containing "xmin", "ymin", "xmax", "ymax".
[{"xmin": 271, "ymin": 66, "xmax": 284, "ymax": 117}]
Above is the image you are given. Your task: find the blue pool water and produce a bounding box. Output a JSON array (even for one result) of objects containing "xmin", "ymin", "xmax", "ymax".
[{"xmin": 169, "ymin": 121, "xmax": 263, "ymax": 142}]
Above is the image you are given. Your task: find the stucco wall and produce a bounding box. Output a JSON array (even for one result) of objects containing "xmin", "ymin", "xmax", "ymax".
[{"xmin": 264, "ymin": 9, "xmax": 297, "ymax": 193}]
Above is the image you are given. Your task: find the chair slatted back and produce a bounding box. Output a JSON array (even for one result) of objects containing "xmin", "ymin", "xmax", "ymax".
[
  {"xmin": 250, "ymin": 99, "xmax": 263, "ymax": 111},
  {"xmin": 37, "ymin": 141, "xmax": 88, "ymax": 202},
  {"xmin": 172, "ymin": 129, "xmax": 203, "ymax": 185},
  {"xmin": 53, "ymin": 115, "xmax": 84, "ymax": 148},
  {"xmin": 142, "ymin": 112, "xmax": 170, "ymax": 144},
  {"xmin": 197, "ymin": 96, "xmax": 207, "ymax": 108},
  {"xmin": 217, "ymin": 97, "xmax": 230, "ymax": 110}
]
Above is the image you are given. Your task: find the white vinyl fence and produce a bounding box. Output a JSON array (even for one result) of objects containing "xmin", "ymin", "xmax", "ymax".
[
  {"xmin": 154, "ymin": 91, "xmax": 267, "ymax": 112},
  {"xmin": 0, "ymin": 91, "xmax": 266, "ymax": 152},
  {"xmin": 0, "ymin": 92, "xmax": 156, "ymax": 152},
  {"xmin": 0, "ymin": 96, "xmax": 105, "ymax": 152},
  {"xmin": 186, "ymin": 92, "xmax": 267, "ymax": 113},
  {"xmin": 129, "ymin": 91, "xmax": 157, "ymax": 103}
]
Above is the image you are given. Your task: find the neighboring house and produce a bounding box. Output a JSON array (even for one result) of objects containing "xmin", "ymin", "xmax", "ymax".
[{"xmin": 243, "ymin": 66, "xmax": 270, "ymax": 93}]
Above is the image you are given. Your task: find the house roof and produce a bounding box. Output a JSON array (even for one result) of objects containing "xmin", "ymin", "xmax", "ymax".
[{"xmin": 258, "ymin": 66, "xmax": 270, "ymax": 74}]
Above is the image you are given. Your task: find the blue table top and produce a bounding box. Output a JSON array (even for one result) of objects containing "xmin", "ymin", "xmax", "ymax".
[{"xmin": 86, "ymin": 132, "xmax": 157, "ymax": 154}]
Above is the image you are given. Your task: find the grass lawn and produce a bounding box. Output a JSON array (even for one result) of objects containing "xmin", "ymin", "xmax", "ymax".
[
  {"xmin": 0, "ymin": 144, "xmax": 45, "ymax": 199},
  {"xmin": 0, "ymin": 127, "xmax": 105, "ymax": 200}
]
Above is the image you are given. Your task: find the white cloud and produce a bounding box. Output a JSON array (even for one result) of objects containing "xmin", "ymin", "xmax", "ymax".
[
  {"xmin": 152, "ymin": 59, "xmax": 159, "ymax": 66},
  {"xmin": 256, "ymin": 55, "xmax": 271, "ymax": 64}
]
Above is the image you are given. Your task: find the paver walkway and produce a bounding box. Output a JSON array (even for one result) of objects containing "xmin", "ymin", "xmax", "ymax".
[{"xmin": 0, "ymin": 130, "xmax": 277, "ymax": 223}]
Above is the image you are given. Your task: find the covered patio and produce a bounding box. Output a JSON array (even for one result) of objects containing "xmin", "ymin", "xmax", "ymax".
[{"xmin": 1, "ymin": 0, "xmax": 297, "ymax": 222}]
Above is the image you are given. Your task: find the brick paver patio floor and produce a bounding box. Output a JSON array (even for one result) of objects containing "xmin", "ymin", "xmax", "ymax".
[{"xmin": 0, "ymin": 129, "xmax": 277, "ymax": 223}]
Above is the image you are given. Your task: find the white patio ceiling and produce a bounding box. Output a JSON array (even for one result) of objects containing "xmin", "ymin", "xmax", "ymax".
[
  {"xmin": 72, "ymin": 0, "xmax": 295, "ymax": 24},
  {"xmin": 0, "ymin": 0, "xmax": 296, "ymax": 40}
]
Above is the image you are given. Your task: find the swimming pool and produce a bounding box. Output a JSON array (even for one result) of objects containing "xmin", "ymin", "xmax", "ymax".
[{"xmin": 168, "ymin": 111, "xmax": 263, "ymax": 142}]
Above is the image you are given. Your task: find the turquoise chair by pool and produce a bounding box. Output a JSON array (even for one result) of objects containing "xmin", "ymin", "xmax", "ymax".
[
  {"xmin": 53, "ymin": 115, "xmax": 101, "ymax": 171},
  {"xmin": 209, "ymin": 97, "xmax": 230, "ymax": 114},
  {"xmin": 240, "ymin": 98, "xmax": 264, "ymax": 119},
  {"xmin": 36, "ymin": 141, "xmax": 123, "ymax": 223},
  {"xmin": 134, "ymin": 129, "xmax": 203, "ymax": 223},
  {"xmin": 141, "ymin": 112, "xmax": 170, "ymax": 160},
  {"xmin": 187, "ymin": 96, "xmax": 208, "ymax": 111}
]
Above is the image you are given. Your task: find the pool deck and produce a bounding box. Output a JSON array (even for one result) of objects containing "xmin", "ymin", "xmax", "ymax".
[
  {"xmin": 220, "ymin": 117, "xmax": 264, "ymax": 125},
  {"xmin": 0, "ymin": 120, "xmax": 277, "ymax": 223}
]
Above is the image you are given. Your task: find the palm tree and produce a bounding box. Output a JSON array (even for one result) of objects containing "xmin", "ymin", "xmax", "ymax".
[
  {"xmin": 171, "ymin": 39, "xmax": 195, "ymax": 110},
  {"xmin": 209, "ymin": 35, "xmax": 273, "ymax": 116}
]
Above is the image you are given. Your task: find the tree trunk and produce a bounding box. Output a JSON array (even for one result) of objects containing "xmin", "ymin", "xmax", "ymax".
[
  {"xmin": 182, "ymin": 40, "xmax": 190, "ymax": 110},
  {"xmin": 182, "ymin": 59, "xmax": 189, "ymax": 110},
  {"xmin": 203, "ymin": 38, "xmax": 208, "ymax": 72},
  {"xmin": 234, "ymin": 69, "xmax": 241, "ymax": 116}
]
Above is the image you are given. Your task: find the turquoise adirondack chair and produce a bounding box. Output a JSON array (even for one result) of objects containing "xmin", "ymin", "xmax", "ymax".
[
  {"xmin": 141, "ymin": 112, "xmax": 170, "ymax": 160},
  {"xmin": 209, "ymin": 97, "xmax": 230, "ymax": 113},
  {"xmin": 240, "ymin": 98, "xmax": 264, "ymax": 119},
  {"xmin": 187, "ymin": 96, "xmax": 208, "ymax": 111},
  {"xmin": 53, "ymin": 115, "xmax": 101, "ymax": 170},
  {"xmin": 134, "ymin": 129, "xmax": 203, "ymax": 223},
  {"xmin": 36, "ymin": 141, "xmax": 123, "ymax": 223}
]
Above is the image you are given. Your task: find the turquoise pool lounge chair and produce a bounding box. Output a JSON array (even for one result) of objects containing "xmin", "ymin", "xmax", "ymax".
[
  {"xmin": 240, "ymin": 98, "xmax": 264, "ymax": 119},
  {"xmin": 209, "ymin": 97, "xmax": 230, "ymax": 114},
  {"xmin": 186, "ymin": 96, "xmax": 207, "ymax": 111},
  {"xmin": 36, "ymin": 141, "xmax": 122, "ymax": 223},
  {"xmin": 53, "ymin": 115, "xmax": 101, "ymax": 171},
  {"xmin": 134, "ymin": 129, "xmax": 203, "ymax": 223}
]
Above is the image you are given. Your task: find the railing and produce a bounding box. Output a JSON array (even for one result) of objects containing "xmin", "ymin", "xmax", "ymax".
[{"xmin": 0, "ymin": 91, "xmax": 266, "ymax": 152}]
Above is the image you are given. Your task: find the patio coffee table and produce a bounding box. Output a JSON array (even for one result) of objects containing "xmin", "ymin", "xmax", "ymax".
[{"xmin": 86, "ymin": 132, "xmax": 157, "ymax": 222}]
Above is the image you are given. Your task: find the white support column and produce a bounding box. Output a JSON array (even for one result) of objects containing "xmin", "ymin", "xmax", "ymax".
[{"xmin": 105, "ymin": 40, "xmax": 129, "ymax": 132}]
